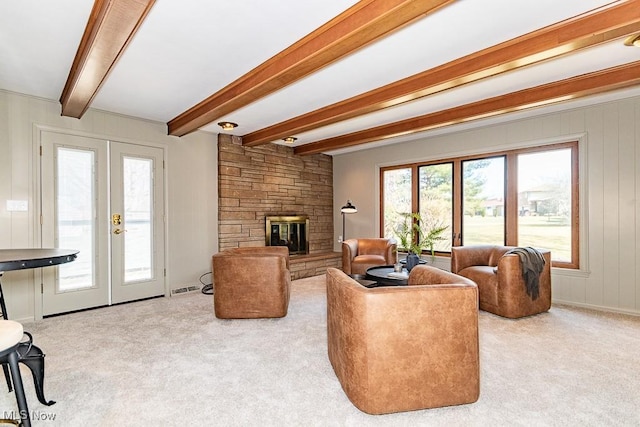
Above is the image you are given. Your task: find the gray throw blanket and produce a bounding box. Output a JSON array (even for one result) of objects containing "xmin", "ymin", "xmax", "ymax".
[{"xmin": 504, "ymin": 247, "xmax": 545, "ymax": 300}]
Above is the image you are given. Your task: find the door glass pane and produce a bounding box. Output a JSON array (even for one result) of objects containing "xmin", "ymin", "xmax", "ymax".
[
  {"xmin": 56, "ymin": 147, "xmax": 95, "ymax": 291},
  {"xmin": 462, "ymin": 157, "xmax": 505, "ymax": 245},
  {"xmin": 382, "ymin": 168, "xmax": 412, "ymax": 244},
  {"xmin": 517, "ymin": 149, "xmax": 572, "ymax": 261},
  {"xmin": 418, "ymin": 163, "xmax": 452, "ymax": 252},
  {"xmin": 124, "ymin": 157, "xmax": 153, "ymax": 282}
]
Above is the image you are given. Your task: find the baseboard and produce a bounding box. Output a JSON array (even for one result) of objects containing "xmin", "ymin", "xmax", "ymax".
[{"xmin": 552, "ymin": 299, "xmax": 640, "ymax": 317}]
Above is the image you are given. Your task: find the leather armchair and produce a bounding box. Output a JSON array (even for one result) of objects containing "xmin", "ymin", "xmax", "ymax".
[
  {"xmin": 341, "ymin": 238, "xmax": 396, "ymax": 275},
  {"xmin": 212, "ymin": 246, "xmax": 291, "ymax": 319},
  {"xmin": 451, "ymin": 245, "xmax": 551, "ymax": 319},
  {"xmin": 326, "ymin": 266, "xmax": 479, "ymax": 414}
]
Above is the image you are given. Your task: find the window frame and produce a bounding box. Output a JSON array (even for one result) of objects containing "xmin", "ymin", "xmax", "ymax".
[{"xmin": 380, "ymin": 141, "xmax": 579, "ymax": 269}]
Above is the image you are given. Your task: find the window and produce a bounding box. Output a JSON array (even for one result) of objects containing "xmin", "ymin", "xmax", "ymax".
[
  {"xmin": 462, "ymin": 156, "xmax": 505, "ymax": 246},
  {"xmin": 380, "ymin": 141, "xmax": 579, "ymax": 268},
  {"xmin": 418, "ymin": 163, "xmax": 453, "ymax": 252},
  {"xmin": 382, "ymin": 167, "xmax": 412, "ymax": 241},
  {"xmin": 516, "ymin": 148, "xmax": 574, "ymax": 264}
]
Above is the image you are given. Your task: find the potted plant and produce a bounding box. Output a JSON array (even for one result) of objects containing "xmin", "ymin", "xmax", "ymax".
[{"xmin": 396, "ymin": 212, "xmax": 448, "ymax": 271}]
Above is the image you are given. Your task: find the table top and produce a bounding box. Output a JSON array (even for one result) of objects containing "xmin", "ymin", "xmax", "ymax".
[
  {"xmin": 0, "ymin": 249, "xmax": 79, "ymax": 272},
  {"xmin": 365, "ymin": 265, "xmax": 408, "ymax": 286}
]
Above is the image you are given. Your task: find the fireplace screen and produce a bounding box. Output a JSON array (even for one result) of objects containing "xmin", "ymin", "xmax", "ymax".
[{"xmin": 265, "ymin": 216, "xmax": 309, "ymax": 255}]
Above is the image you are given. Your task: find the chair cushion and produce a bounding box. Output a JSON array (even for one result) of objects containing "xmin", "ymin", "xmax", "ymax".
[{"xmin": 0, "ymin": 320, "xmax": 23, "ymax": 351}]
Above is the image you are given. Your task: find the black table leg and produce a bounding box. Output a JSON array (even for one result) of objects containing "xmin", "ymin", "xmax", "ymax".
[
  {"xmin": 0, "ymin": 275, "xmax": 13, "ymax": 393},
  {"xmin": 0, "ymin": 274, "xmax": 7, "ymax": 321}
]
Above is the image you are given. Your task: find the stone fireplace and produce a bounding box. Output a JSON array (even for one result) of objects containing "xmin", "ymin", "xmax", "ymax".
[
  {"xmin": 265, "ymin": 215, "xmax": 309, "ymax": 255},
  {"xmin": 218, "ymin": 134, "xmax": 341, "ymax": 278}
]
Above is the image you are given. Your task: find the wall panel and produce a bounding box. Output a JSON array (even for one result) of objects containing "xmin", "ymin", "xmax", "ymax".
[
  {"xmin": 585, "ymin": 107, "xmax": 604, "ymax": 305},
  {"xmin": 601, "ymin": 104, "xmax": 620, "ymax": 308},
  {"xmin": 636, "ymin": 100, "xmax": 640, "ymax": 311},
  {"xmin": 618, "ymin": 100, "xmax": 636, "ymax": 311}
]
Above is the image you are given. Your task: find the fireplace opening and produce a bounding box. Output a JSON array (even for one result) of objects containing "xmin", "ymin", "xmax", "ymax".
[{"xmin": 265, "ymin": 215, "xmax": 309, "ymax": 255}]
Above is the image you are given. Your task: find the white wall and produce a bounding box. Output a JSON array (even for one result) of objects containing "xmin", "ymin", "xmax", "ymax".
[
  {"xmin": 0, "ymin": 90, "xmax": 218, "ymax": 321},
  {"xmin": 333, "ymin": 94, "xmax": 640, "ymax": 315},
  {"xmin": 167, "ymin": 130, "xmax": 218, "ymax": 291}
]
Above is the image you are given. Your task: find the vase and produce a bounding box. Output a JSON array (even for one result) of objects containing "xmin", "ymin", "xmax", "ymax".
[{"xmin": 405, "ymin": 253, "xmax": 420, "ymax": 272}]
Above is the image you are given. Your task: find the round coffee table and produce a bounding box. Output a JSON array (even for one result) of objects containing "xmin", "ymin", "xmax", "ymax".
[{"xmin": 365, "ymin": 265, "xmax": 408, "ymax": 286}]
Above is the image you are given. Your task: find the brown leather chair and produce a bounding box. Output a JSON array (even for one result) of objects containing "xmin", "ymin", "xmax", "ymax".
[
  {"xmin": 212, "ymin": 246, "xmax": 291, "ymax": 319},
  {"xmin": 451, "ymin": 245, "xmax": 551, "ymax": 319},
  {"xmin": 341, "ymin": 238, "xmax": 397, "ymax": 275},
  {"xmin": 326, "ymin": 266, "xmax": 479, "ymax": 415}
]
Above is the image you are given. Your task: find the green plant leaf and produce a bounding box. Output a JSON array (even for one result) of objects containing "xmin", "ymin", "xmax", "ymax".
[{"xmin": 395, "ymin": 211, "xmax": 448, "ymax": 257}]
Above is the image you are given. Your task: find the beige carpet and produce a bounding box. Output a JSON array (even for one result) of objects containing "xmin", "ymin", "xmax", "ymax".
[{"xmin": 1, "ymin": 274, "xmax": 639, "ymax": 426}]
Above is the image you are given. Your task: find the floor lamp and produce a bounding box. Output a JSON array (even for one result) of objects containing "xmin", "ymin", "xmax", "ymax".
[{"xmin": 340, "ymin": 200, "xmax": 357, "ymax": 241}]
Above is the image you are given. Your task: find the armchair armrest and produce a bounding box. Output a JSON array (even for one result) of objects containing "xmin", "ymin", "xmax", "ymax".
[
  {"xmin": 213, "ymin": 254, "xmax": 289, "ymax": 286},
  {"xmin": 495, "ymin": 249, "xmax": 551, "ymax": 307},
  {"xmin": 408, "ymin": 265, "xmax": 476, "ymax": 286},
  {"xmin": 218, "ymin": 246, "xmax": 290, "ymax": 269},
  {"xmin": 341, "ymin": 239, "xmax": 358, "ymax": 274},
  {"xmin": 383, "ymin": 241, "xmax": 397, "ymax": 265}
]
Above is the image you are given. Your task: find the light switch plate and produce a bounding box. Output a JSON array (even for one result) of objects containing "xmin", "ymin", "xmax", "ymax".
[{"xmin": 6, "ymin": 200, "xmax": 28, "ymax": 212}]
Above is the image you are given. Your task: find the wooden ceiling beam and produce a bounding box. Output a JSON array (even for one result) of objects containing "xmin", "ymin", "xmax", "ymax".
[
  {"xmin": 167, "ymin": 0, "xmax": 456, "ymax": 137},
  {"xmin": 294, "ymin": 61, "xmax": 640, "ymax": 155},
  {"xmin": 245, "ymin": 0, "xmax": 640, "ymax": 146},
  {"xmin": 60, "ymin": 0, "xmax": 155, "ymax": 118}
]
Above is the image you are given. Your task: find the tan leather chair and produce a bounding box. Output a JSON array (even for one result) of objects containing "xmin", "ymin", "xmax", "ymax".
[
  {"xmin": 212, "ymin": 246, "xmax": 291, "ymax": 319},
  {"xmin": 326, "ymin": 266, "xmax": 479, "ymax": 415},
  {"xmin": 451, "ymin": 245, "xmax": 551, "ymax": 319},
  {"xmin": 341, "ymin": 238, "xmax": 396, "ymax": 275}
]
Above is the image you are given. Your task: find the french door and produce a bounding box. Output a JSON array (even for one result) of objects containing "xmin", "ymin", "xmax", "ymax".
[{"xmin": 40, "ymin": 131, "xmax": 165, "ymax": 316}]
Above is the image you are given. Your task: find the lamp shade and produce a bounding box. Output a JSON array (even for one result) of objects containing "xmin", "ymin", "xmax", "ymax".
[{"xmin": 341, "ymin": 200, "xmax": 357, "ymax": 214}]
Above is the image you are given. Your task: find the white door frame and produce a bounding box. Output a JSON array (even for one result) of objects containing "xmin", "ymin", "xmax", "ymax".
[{"xmin": 33, "ymin": 125, "xmax": 169, "ymax": 320}]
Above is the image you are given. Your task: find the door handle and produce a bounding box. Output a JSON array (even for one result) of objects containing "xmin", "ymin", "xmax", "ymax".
[{"xmin": 113, "ymin": 228, "xmax": 126, "ymax": 235}]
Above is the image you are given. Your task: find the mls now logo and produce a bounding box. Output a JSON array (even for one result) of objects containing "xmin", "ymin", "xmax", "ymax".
[{"xmin": 2, "ymin": 410, "xmax": 57, "ymax": 421}]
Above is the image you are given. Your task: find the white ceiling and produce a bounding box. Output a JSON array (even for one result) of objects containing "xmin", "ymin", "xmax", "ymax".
[{"xmin": 1, "ymin": 0, "xmax": 639, "ymax": 155}]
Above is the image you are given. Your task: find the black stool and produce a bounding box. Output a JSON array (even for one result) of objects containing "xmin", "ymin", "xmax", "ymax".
[
  {"xmin": 0, "ymin": 320, "xmax": 30, "ymax": 427},
  {"xmin": 0, "ymin": 276, "xmax": 54, "ymax": 407}
]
